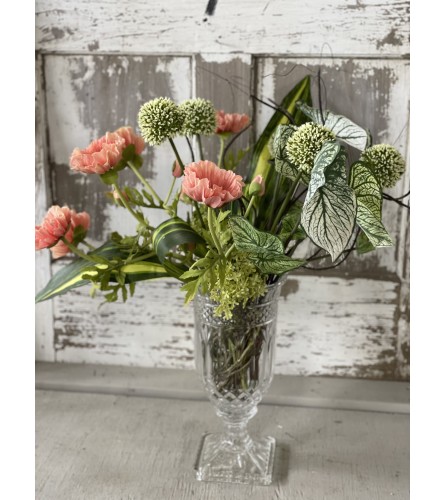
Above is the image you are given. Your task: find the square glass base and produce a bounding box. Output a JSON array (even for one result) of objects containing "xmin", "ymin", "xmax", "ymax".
[{"xmin": 194, "ymin": 433, "xmax": 276, "ymax": 485}]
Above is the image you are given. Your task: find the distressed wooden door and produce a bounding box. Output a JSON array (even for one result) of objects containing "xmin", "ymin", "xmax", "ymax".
[{"xmin": 36, "ymin": 1, "xmax": 409, "ymax": 379}]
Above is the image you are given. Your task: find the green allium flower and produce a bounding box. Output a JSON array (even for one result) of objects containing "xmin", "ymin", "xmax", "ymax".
[
  {"xmin": 206, "ymin": 251, "xmax": 267, "ymax": 320},
  {"xmin": 285, "ymin": 123, "xmax": 335, "ymax": 174},
  {"xmin": 179, "ymin": 98, "xmax": 217, "ymax": 136},
  {"xmin": 137, "ymin": 97, "xmax": 183, "ymax": 145},
  {"xmin": 360, "ymin": 144, "xmax": 406, "ymax": 188}
]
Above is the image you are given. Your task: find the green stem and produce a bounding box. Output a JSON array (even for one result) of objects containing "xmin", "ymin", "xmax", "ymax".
[
  {"xmin": 128, "ymin": 160, "xmax": 163, "ymax": 205},
  {"xmin": 168, "ymin": 138, "xmax": 185, "ymax": 171},
  {"xmin": 224, "ymin": 197, "xmax": 256, "ymax": 259},
  {"xmin": 207, "ymin": 206, "xmax": 224, "ymax": 255},
  {"xmin": 163, "ymin": 177, "xmax": 176, "ymax": 207},
  {"xmin": 196, "ymin": 135, "xmax": 205, "ymax": 160},
  {"xmin": 217, "ymin": 137, "xmax": 225, "ymax": 168},
  {"xmin": 61, "ymin": 237, "xmax": 97, "ymax": 263},
  {"xmin": 113, "ymin": 183, "xmax": 143, "ymax": 224},
  {"xmin": 270, "ymin": 173, "xmax": 301, "ymax": 234},
  {"xmin": 268, "ymin": 171, "xmax": 282, "ymax": 230},
  {"xmin": 194, "ymin": 201, "xmax": 205, "ymax": 229},
  {"xmin": 80, "ymin": 240, "xmax": 95, "ymax": 251}
]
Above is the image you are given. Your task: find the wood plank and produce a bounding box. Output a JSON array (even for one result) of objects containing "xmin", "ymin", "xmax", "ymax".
[
  {"xmin": 35, "ymin": 53, "xmax": 55, "ymax": 361},
  {"xmin": 35, "ymin": 362, "xmax": 410, "ymax": 414},
  {"xmin": 194, "ymin": 53, "xmax": 253, "ymax": 173},
  {"xmin": 36, "ymin": 389, "xmax": 409, "ymax": 499},
  {"xmin": 43, "ymin": 54, "xmax": 192, "ymax": 242},
  {"xmin": 35, "ymin": 0, "xmax": 410, "ymax": 57},
  {"xmin": 45, "ymin": 274, "xmax": 404, "ymax": 379}
]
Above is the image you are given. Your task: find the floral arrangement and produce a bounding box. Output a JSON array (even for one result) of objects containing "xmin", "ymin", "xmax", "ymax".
[{"xmin": 35, "ymin": 76, "xmax": 407, "ymax": 319}]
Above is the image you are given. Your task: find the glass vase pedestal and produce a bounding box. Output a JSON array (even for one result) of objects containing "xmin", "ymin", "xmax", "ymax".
[
  {"xmin": 193, "ymin": 278, "xmax": 285, "ymax": 486},
  {"xmin": 194, "ymin": 406, "xmax": 276, "ymax": 485}
]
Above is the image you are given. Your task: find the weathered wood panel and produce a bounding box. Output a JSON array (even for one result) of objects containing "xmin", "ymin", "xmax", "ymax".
[
  {"xmin": 194, "ymin": 53, "xmax": 253, "ymax": 171},
  {"xmin": 36, "ymin": 0, "xmax": 410, "ymax": 57},
  {"xmin": 36, "ymin": 389, "xmax": 409, "ymax": 499},
  {"xmin": 49, "ymin": 273, "xmax": 405, "ymax": 379},
  {"xmin": 255, "ymin": 57, "xmax": 410, "ymax": 277},
  {"xmin": 35, "ymin": 53, "xmax": 55, "ymax": 361},
  {"xmin": 44, "ymin": 55, "xmax": 192, "ymax": 241}
]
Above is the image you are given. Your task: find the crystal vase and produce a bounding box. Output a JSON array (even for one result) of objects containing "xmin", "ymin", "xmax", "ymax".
[{"xmin": 193, "ymin": 277, "xmax": 285, "ymax": 485}]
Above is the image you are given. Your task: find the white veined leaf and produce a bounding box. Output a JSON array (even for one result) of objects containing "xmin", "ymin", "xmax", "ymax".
[
  {"xmin": 306, "ymin": 141, "xmax": 343, "ymax": 201},
  {"xmin": 301, "ymin": 153, "xmax": 357, "ymax": 261},
  {"xmin": 229, "ymin": 216, "xmax": 284, "ymax": 254},
  {"xmin": 297, "ymin": 102, "xmax": 371, "ymax": 151},
  {"xmin": 250, "ymin": 253, "xmax": 306, "ymax": 275},
  {"xmin": 349, "ymin": 161, "xmax": 393, "ymax": 248},
  {"xmin": 272, "ymin": 124, "xmax": 300, "ymax": 180}
]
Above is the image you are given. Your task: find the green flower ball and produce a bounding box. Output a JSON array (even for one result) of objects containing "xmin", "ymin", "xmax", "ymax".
[
  {"xmin": 285, "ymin": 123, "xmax": 335, "ymax": 174},
  {"xmin": 179, "ymin": 98, "xmax": 217, "ymax": 136},
  {"xmin": 361, "ymin": 144, "xmax": 406, "ymax": 188},
  {"xmin": 137, "ymin": 97, "xmax": 183, "ymax": 145}
]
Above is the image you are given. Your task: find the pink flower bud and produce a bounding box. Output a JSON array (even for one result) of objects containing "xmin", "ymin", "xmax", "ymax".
[
  {"xmin": 172, "ymin": 160, "xmax": 183, "ymax": 178},
  {"xmin": 249, "ymin": 175, "xmax": 266, "ymax": 197}
]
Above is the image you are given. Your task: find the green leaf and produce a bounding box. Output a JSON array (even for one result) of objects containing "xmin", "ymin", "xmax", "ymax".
[
  {"xmin": 152, "ymin": 217, "xmax": 205, "ymax": 262},
  {"xmin": 297, "ymin": 102, "xmax": 371, "ymax": 151},
  {"xmin": 247, "ymin": 76, "xmax": 312, "ymax": 228},
  {"xmin": 229, "ymin": 216, "xmax": 284, "ymax": 254},
  {"xmin": 301, "ymin": 149, "xmax": 357, "ymax": 261},
  {"xmin": 35, "ymin": 242, "xmax": 126, "ymax": 303},
  {"xmin": 306, "ymin": 141, "xmax": 342, "ymax": 201},
  {"xmin": 99, "ymin": 169, "xmax": 119, "ymax": 185},
  {"xmin": 181, "ymin": 278, "xmax": 201, "ymax": 304},
  {"xmin": 279, "ymin": 201, "xmax": 306, "ymax": 242},
  {"xmin": 248, "ymin": 75, "xmax": 312, "ymax": 181},
  {"xmin": 349, "ymin": 161, "xmax": 393, "ymax": 248},
  {"xmin": 356, "ymin": 231, "xmax": 376, "ymax": 254},
  {"xmin": 120, "ymin": 261, "xmax": 169, "ymax": 282},
  {"xmin": 250, "ymin": 253, "xmax": 306, "ymax": 275},
  {"xmin": 272, "ymin": 124, "xmax": 300, "ymax": 180}
]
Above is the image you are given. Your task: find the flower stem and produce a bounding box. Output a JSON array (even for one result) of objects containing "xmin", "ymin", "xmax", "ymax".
[
  {"xmin": 80, "ymin": 240, "xmax": 96, "ymax": 251},
  {"xmin": 113, "ymin": 183, "xmax": 143, "ymax": 224},
  {"xmin": 196, "ymin": 135, "xmax": 205, "ymax": 160},
  {"xmin": 168, "ymin": 138, "xmax": 185, "ymax": 172},
  {"xmin": 270, "ymin": 173, "xmax": 301, "ymax": 234},
  {"xmin": 194, "ymin": 201, "xmax": 205, "ymax": 229},
  {"xmin": 163, "ymin": 177, "xmax": 176, "ymax": 207},
  {"xmin": 61, "ymin": 237, "xmax": 97, "ymax": 263},
  {"xmin": 218, "ymin": 137, "xmax": 225, "ymax": 168},
  {"xmin": 207, "ymin": 206, "xmax": 224, "ymax": 255},
  {"xmin": 128, "ymin": 160, "xmax": 163, "ymax": 205}
]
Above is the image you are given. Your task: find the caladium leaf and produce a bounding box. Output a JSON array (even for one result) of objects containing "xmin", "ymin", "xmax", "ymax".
[
  {"xmin": 297, "ymin": 102, "xmax": 371, "ymax": 151},
  {"xmin": 301, "ymin": 147, "xmax": 357, "ymax": 261},
  {"xmin": 349, "ymin": 161, "xmax": 393, "ymax": 248}
]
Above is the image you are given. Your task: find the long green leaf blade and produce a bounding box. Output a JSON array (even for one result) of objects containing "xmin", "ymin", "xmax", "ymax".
[{"xmin": 152, "ymin": 217, "xmax": 205, "ymax": 262}]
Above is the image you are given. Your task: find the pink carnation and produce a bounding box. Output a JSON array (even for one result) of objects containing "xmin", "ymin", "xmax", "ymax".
[
  {"xmin": 35, "ymin": 206, "xmax": 71, "ymax": 251},
  {"xmin": 50, "ymin": 210, "xmax": 90, "ymax": 259},
  {"xmin": 181, "ymin": 161, "xmax": 244, "ymax": 208},
  {"xmin": 115, "ymin": 126, "xmax": 145, "ymax": 155},
  {"xmin": 216, "ymin": 110, "xmax": 250, "ymax": 134},
  {"xmin": 69, "ymin": 132, "xmax": 126, "ymax": 175}
]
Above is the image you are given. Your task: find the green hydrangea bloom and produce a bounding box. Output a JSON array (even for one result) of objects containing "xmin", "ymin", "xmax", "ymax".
[
  {"xmin": 206, "ymin": 251, "xmax": 267, "ymax": 320},
  {"xmin": 179, "ymin": 98, "xmax": 217, "ymax": 136},
  {"xmin": 285, "ymin": 123, "xmax": 335, "ymax": 174},
  {"xmin": 137, "ymin": 97, "xmax": 183, "ymax": 145},
  {"xmin": 361, "ymin": 144, "xmax": 406, "ymax": 188}
]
